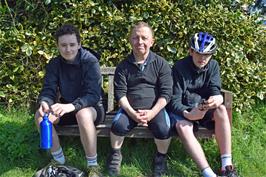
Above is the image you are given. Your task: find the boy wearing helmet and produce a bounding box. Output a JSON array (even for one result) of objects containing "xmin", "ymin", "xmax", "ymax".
[{"xmin": 168, "ymin": 32, "xmax": 238, "ymax": 177}]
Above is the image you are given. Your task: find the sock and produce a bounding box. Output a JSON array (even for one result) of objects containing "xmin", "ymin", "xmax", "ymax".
[
  {"xmin": 51, "ymin": 147, "xmax": 65, "ymax": 164},
  {"xmin": 86, "ymin": 154, "xmax": 98, "ymax": 167},
  {"xmin": 202, "ymin": 167, "xmax": 216, "ymax": 177},
  {"xmin": 221, "ymin": 154, "xmax": 232, "ymax": 170}
]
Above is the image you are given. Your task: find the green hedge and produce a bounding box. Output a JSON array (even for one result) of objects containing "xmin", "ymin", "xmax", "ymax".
[{"xmin": 0, "ymin": 0, "xmax": 265, "ymax": 111}]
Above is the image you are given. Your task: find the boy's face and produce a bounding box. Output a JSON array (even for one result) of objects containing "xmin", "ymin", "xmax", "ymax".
[
  {"xmin": 130, "ymin": 26, "xmax": 154, "ymax": 60},
  {"xmin": 57, "ymin": 34, "xmax": 81, "ymax": 61},
  {"xmin": 189, "ymin": 48, "xmax": 212, "ymax": 68}
]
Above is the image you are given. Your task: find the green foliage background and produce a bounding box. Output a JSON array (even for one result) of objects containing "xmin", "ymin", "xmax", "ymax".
[{"xmin": 0, "ymin": 0, "xmax": 265, "ymax": 111}]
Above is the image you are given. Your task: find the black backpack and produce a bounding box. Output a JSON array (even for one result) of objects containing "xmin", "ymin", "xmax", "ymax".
[{"xmin": 34, "ymin": 163, "xmax": 85, "ymax": 177}]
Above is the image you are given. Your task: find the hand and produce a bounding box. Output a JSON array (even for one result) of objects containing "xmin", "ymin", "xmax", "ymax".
[
  {"xmin": 137, "ymin": 109, "xmax": 155, "ymax": 126},
  {"xmin": 38, "ymin": 101, "xmax": 50, "ymax": 117},
  {"xmin": 204, "ymin": 95, "xmax": 223, "ymax": 109},
  {"xmin": 50, "ymin": 103, "xmax": 75, "ymax": 117},
  {"xmin": 198, "ymin": 99, "xmax": 208, "ymax": 111},
  {"xmin": 184, "ymin": 107, "xmax": 207, "ymax": 121},
  {"xmin": 127, "ymin": 110, "xmax": 148, "ymax": 126}
]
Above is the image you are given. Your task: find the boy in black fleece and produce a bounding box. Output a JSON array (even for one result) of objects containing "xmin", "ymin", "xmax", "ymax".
[
  {"xmin": 169, "ymin": 32, "xmax": 238, "ymax": 177},
  {"xmin": 35, "ymin": 24, "xmax": 104, "ymax": 177}
]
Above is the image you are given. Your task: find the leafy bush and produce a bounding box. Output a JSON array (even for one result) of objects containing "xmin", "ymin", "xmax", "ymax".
[{"xmin": 0, "ymin": 0, "xmax": 265, "ymax": 111}]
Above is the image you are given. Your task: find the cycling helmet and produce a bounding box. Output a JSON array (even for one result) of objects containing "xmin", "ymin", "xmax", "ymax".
[{"xmin": 190, "ymin": 32, "xmax": 217, "ymax": 54}]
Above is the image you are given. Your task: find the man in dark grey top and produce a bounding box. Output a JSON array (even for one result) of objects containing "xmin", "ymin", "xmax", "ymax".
[
  {"xmin": 107, "ymin": 21, "xmax": 172, "ymax": 177},
  {"xmin": 168, "ymin": 32, "xmax": 238, "ymax": 177}
]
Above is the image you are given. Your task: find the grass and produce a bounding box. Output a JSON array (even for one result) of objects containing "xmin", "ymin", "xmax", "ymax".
[{"xmin": 0, "ymin": 101, "xmax": 265, "ymax": 177}]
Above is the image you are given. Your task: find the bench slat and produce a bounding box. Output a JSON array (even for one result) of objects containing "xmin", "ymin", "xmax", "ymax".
[
  {"xmin": 55, "ymin": 67, "xmax": 232, "ymax": 139},
  {"xmin": 56, "ymin": 121, "xmax": 214, "ymax": 138}
]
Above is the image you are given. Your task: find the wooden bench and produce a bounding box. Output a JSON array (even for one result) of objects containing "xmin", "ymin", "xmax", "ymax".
[{"xmin": 56, "ymin": 67, "xmax": 233, "ymax": 139}]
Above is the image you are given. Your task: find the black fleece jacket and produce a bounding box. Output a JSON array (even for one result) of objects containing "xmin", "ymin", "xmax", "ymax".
[
  {"xmin": 114, "ymin": 51, "xmax": 173, "ymax": 110},
  {"xmin": 168, "ymin": 56, "xmax": 221, "ymax": 116},
  {"xmin": 38, "ymin": 47, "xmax": 102, "ymax": 111}
]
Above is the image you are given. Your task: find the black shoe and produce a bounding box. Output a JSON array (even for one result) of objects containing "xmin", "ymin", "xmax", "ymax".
[
  {"xmin": 106, "ymin": 150, "xmax": 122, "ymax": 176},
  {"xmin": 221, "ymin": 165, "xmax": 238, "ymax": 177},
  {"xmin": 152, "ymin": 153, "xmax": 167, "ymax": 177}
]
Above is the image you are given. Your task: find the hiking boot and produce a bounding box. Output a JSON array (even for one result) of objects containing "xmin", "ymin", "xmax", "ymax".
[
  {"xmin": 220, "ymin": 165, "xmax": 238, "ymax": 177},
  {"xmin": 107, "ymin": 150, "xmax": 122, "ymax": 176},
  {"xmin": 152, "ymin": 153, "xmax": 167, "ymax": 177},
  {"xmin": 87, "ymin": 166, "xmax": 103, "ymax": 177}
]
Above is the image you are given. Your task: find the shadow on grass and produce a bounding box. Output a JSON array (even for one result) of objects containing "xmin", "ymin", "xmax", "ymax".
[
  {"xmin": 0, "ymin": 116, "xmax": 111, "ymax": 176},
  {"xmin": 101, "ymin": 138, "xmax": 214, "ymax": 177},
  {"xmin": 0, "ymin": 117, "xmax": 50, "ymax": 176},
  {"xmin": 0, "ymin": 117, "xmax": 221, "ymax": 177}
]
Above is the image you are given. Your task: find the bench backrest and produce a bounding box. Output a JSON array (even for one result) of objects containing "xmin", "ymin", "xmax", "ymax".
[{"xmin": 100, "ymin": 67, "xmax": 116, "ymax": 113}]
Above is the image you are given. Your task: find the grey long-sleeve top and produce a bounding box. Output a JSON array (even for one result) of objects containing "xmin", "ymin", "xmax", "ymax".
[{"xmin": 114, "ymin": 51, "xmax": 173, "ymax": 110}]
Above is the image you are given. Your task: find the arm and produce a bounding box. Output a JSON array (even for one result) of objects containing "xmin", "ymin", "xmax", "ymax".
[
  {"xmin": 37, "ymin": 59, "xmax": 59, "ymax": 116},
  {"xmin": 202, "ymin": 60, "xmax": 223, "ymax": 110},
  {"xmin": 168, "ymin": 65, "xmax": 191, "ymax": 116},
  {"xmin": 138, "ymin": 97, "xmax": 167, "ymax": 123},
  {"xmin": 118, "ymin": 96, "xmax": 146, "ymax": 124},
  {"xmin": 208, "ymin": 60, "xmax": 222, "ymax": 97},
  {"xmin": 51, "ymin": 59, "xmax": 102, "ymax": 116},
  {"xmin": 37, "ymin": 59, "xmax": 58, "ymax": 107},
  {"xmin": 72, "ymin": 60, "xmax": 102, "ymax": 111},
  {"xmin": 138, "ymin": 60, "xmax": 172, "ymax": 122},
  {"xmin": 114, "ymin": 65, "xmax": 146, "ymax": 124},
  {"xmin": 157, "ymin": 60, "xmax": 173, "ymax": 104},
  {"xmin": 183, "ymin": 108, "xmax": 207, "ymax": 120}
]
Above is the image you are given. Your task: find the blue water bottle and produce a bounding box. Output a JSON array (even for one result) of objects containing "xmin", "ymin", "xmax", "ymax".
[{"xmin": 40, "ymin": 113, "xmax": 52, "ymax": 149}]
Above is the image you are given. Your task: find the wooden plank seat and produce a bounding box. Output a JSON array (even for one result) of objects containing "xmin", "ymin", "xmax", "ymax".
[{"xmin": 55, "ymin": 67, "xmax": 233, "ymax": 139}]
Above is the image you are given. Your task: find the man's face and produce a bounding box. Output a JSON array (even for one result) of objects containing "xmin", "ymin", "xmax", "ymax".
[
  {"xmin": 130, "ymin": 26, "xmax": 154, "ymax": 59},
  {"xmin": 189, "ymin": 49, "xmax": 212, "ymax": 68},
  {"xmin": 57, "ymin": 34, "xmax": 81, "ymax": 61}
]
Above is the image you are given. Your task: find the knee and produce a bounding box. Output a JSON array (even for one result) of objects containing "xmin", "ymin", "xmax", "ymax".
[
  {"xmin": 76, "ymin": 108, "xmax": 95, "ymax": 125},
  {"xmin": 111, "ymin": 121, "xmax": 129, "ymax": 136},
  {"xmin": 175, "ymin": 121, "xmax": 193, "ymax": 138},
  {"xmin": 213, "ymin": 104, "xmax": 228, "ymax": 122},
  {"xmin": 217, "ymin": 104, "xmax": 227, "ymax": 112},
  {"xmin": 152, "ymin": 126, "xmax": 171, "ymax": 139}
]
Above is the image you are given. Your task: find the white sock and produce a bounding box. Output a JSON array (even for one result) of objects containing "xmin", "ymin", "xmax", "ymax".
[
  {"xmin": 86, "ymin": 154, "xmax": 98, "ymax": 167},
  {"xmin": 51, "ymin": 147, "xmax": 65, "ymax": 164},
  {"xmin": 202, "ymin": 167, "xmax": 216, "ymax": 177},
  {"xmin": 221, "ymin": 154, "xmax": 232, "ymax": 170}
]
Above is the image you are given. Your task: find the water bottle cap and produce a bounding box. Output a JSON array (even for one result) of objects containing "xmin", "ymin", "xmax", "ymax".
[{"xmin": 43, "ymin": 113, "xmax": 49, "ymax": 119}]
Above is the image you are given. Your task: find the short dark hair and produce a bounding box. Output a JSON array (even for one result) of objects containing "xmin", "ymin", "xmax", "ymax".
[
  {"xmin": 129, "ymin": 21, "xmax": 154, "ymax": 38},
  {"xmin": 54, "ymin": 24, "xmax": 81, "ymax": 44}
]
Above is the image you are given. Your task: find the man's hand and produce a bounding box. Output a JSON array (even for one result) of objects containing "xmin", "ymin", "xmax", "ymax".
[
  {"xmin": 183, "ymin": 107, "xmax": 207, "ymax": 121},
  {"xmin": 137, "ymin": 109, "xmax": 156, "ymax": 126},
  {"xmin": 38, "ymin": 101, "xmax": 50, "ymax": 117},
  {"xmin": 50, "ymin": 103, "xmax": 75, "ymax": 117},
  {"xmin": 126, "ymin": 110, "xmax": 147, "ymax": 125}
]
